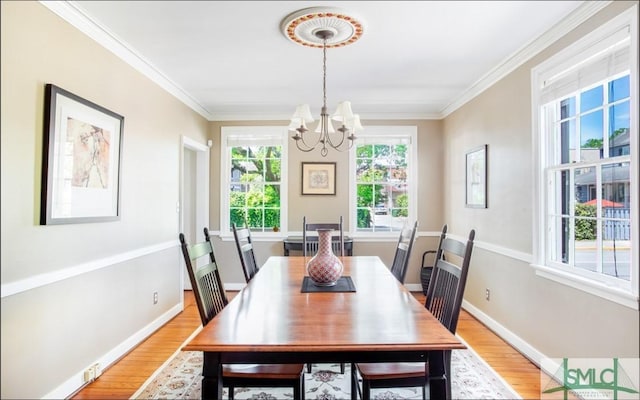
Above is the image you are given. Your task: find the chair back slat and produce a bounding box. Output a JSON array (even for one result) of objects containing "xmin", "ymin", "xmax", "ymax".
[
  {"xmin": 179, "ymin": 230, "xmax": 229, "ymax": 326},
  {"xmin": 188, "ymin": 241, "xmax": 214, "ymax": 260},
  {"xmin": 425, "ymin": 225, "xmax": 475, "ymax": 334},
  {"xmin": 441, "ymin": 237, "xmax": 467, "ymax": 258},
  {"xmin": 233, "ymin": 224, "xmax": 259, "ymax": 283},
  {"xmin": 389, "ymin": 221, "xmax": 418, "ymax": 283},
  {"xmin": 303, "ymin": 216, "xmax": 345, "ymax": 257}
]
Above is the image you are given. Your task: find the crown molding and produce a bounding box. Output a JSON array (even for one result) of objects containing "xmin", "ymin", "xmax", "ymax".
[
  {"xmin": 41, "ymin": 1, "xmax": 611, "ymax": 122},
  {"xmin": 439, "ymin": 1, "xmax": 613, "ymax": 118},
  {"xmin": 40, "ymin": 1, "xmax": 215, "ymax": 120},
  {"xmin": 209, "ymin": 111, "xmax": 441, "ymax": 121}
]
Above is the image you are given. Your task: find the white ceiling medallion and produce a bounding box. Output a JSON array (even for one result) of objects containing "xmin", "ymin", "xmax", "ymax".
[{"xmin": 280, "ymin": 7, "xmax": 365, "ymax": 48}]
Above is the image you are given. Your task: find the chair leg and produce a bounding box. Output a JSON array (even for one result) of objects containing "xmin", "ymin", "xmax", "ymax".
[
  {"xmin": 340, "ymin": 362, "xmax": 345, "ymax": 374},
  {"xmin": 350, "ymin": 363, "xmax": 359, "ymax": 400},
  {"xmin": 228, "ymin": 385, "xmax": 234, "ymax": 400},
  {"xmin": 307, "ymin": 363, "xmax": 312, "ymax": 373}
]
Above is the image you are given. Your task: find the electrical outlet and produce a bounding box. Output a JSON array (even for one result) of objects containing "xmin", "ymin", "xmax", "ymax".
[
  {"xmin": 83, "ymin": 365, "xmax": 96, "ymax": 383},
  {"xmin": 153, "ymin": 292, "xmax": 158, "ymax": 304},
  {"xmin": 485, "ymin": 289, "xmax": 490, "ymax": 301},
  {"xmin": 93, "ymin": 363, "xmax": 102, "ymax": 378}
]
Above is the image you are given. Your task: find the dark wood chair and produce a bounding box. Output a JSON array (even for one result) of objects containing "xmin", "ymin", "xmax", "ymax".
[
  {"xmin": 232, "ymin": 223, "xmax": 259, "ymax": 283},
  {"xmin": 389, "ymin": 221, "xmax": 418, "ymax": 284},
  {"xmin": 302, "ymin": 215, "xmax": 346, "ymax": 375},
  {"xmin": 303, "ymin": 215, "xmax": 345, "ymax": 256},
  {"xmin": 180, "ymin": 228, "xmax": 305, "ymax": 400},
  {"xmin": 351, "ymin": 225, "xmax": 475, "ymax": 400}
]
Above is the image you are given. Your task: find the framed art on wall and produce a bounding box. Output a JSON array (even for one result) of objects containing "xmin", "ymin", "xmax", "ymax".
[
  {"xmin": 301, "ymin": 162, "xmax": 336, "ymax": 195},
  {"xmin": 465, "ymin": 145, "xmax": 488, "ymax": 208},
  {"xmin": 40, "ymin": 84, "xmax": 124, "ymax": 225}
]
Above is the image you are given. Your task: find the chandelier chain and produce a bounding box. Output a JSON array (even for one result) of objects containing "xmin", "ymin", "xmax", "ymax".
[{"xmin": 322, "ymin": 38, "xmax": 327, "ymax": 110}]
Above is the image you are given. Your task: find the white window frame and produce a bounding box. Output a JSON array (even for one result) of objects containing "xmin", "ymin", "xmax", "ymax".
[
  {"xmin": 220, "ymin": 126, "xmax": 289, "ymax": 239},
  {"xmin": 531, "ymin": 6, "xmax": 639, "ymax": 309},
  {"xmin": 348, "ymin": 125, "xmax": 418, "ymax": 239}
]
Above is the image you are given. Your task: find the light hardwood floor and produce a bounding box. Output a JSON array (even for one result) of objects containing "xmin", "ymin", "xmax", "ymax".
[{"xmin": 72, "ymin": 291, "xmax": 542, "ymax": 399}]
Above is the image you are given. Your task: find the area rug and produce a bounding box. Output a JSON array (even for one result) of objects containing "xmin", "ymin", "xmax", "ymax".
[{"xmin": 132, "ymin": 337, "xmax": 521, "ymax": 400}]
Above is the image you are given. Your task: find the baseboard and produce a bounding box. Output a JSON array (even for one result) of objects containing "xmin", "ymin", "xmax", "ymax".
[
  {"xmin": 44, "ymin": 302, "xmax": 184, "ymax": 399},
  {"xmin": 462, "ymin": 299, "xmax": 546, "ymax": 367}
]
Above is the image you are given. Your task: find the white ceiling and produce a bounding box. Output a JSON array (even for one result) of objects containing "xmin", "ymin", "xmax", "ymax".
[{"xmin": 56, "ymin": 1, "xmax": 602, "ymax": 121}]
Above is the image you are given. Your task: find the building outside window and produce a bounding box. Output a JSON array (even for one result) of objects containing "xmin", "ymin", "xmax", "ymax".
[
  {"xmin": 221, "ymin": 127, "xmax": 288, "ymax": 235},
  {"xmin": 350, "ymin": 126, "xmax": 417, "ymax": 235},
  {"xmin": 532, "ymin": 8, "xmax": 638, "ymax": 307}
]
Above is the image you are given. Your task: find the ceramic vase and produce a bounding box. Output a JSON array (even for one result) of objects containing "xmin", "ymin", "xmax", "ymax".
[{"xmin": 307, "ymin": 229, "xmax": 343, "ymax": 286}]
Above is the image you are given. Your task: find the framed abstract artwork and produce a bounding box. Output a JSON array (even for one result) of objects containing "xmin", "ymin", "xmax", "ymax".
[
  {"xmin": 465, "ymin": 145, "xmax": 488, "ymax": 208},
  {"xmin": 40, "ymin": 84, "xmax": 124, "ymax": 224},
  {"xmin": 301, "ymin": 162, "xmax": 336, "ymax": 195}
]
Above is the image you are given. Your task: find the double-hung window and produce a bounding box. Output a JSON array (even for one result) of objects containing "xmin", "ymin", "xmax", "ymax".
[
  {"xmin": 532, "ymin": 8, "xmax": 638, "ymax": 308},
  {"xmin": 220, "ymin": 126, "xmax": 288, "ymax": 236},
  {"xmin": 349, "ymin": 126, "xmax": 417, "ymax": 236}
]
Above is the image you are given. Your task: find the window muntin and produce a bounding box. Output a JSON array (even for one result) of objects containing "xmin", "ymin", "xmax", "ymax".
[
  {"xmin": 350, "ymin": 126, "xmax": 417, "ymax": 235},
  {"xmin": 531, "ymin": 7, "xmax": 638, "ymax": 307},
  {"xmin": 545, "ymin": 73, "xmax": 632, "ymax": 284},
  {"xmin": 221, "ymin": 127, "xmax": 287, "ymax": 236},
  {"xmin": 229, "ymin": 145, "xmax": 281, "ymax": 232}
]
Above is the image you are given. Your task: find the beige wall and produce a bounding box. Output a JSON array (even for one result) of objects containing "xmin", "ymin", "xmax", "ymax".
[
  {"xmin": 207, "ymin": 119, "xmax": 445, "ymax": 287},
  {"xmin": 443, "ymin": 1, "xmax": 639, "ymax": 359},
  {"xmin": 1, "ymin": 2, "xmax": 208, "ymax": 398}
]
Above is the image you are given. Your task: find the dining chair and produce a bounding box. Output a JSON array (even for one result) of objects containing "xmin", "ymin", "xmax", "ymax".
[
  {"xmin": 351, "ymin": 224, "xmax": 475, "ymax": 400},
  {"xmin": 389, "ymin": 221, "xmax": 418, "ymax": 284},
  {"xmin": 303, "ymin": 215, "xmax": 345, "ymax": 257},
  {"xmin": 179, "ymin": 229, "xmax": 305, "ymax": 400},
  {"xmin": 232, "ymin": 223, "xmax": 259, "ymax": 283},
  {"xmin": 302, "ymin": 215, "xmax": 346, "ymax": 375}
]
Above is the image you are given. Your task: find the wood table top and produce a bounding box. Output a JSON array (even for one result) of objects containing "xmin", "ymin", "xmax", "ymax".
[{"xmin": 184, "ymin": 256, "xmax": 464, "ymax": 353}]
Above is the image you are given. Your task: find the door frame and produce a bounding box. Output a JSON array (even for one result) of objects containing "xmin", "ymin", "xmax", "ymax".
[{"xmin": 180, "ymin": 136, "xmax": 210, "ymax": 292}]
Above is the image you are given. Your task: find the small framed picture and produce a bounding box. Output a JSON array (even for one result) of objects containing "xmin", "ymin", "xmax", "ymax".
[
  {"xmin": 40, "ymin": 84, "xmax": 124, "ymax": 224},
  {"xmin": 301, "ymin": 162, "xmax": 336, "ymax": 195},
  {"xmin": 465, "ymin": 145, "xmax": 488, "ymax": 208}
]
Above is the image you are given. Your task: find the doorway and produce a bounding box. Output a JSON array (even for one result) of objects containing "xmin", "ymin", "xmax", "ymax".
[{"xmin": 181, "ymin": 137, "xmax": 210, "ymax": 290}]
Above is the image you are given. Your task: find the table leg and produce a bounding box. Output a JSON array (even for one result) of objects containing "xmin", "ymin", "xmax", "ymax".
[
  {"xmin": 202, "ymin": 352, "xmax": 223, "ymax": 399},
  {"xmin": 428, "ymin": 350, "xmax": 451, "ymax": 399}
]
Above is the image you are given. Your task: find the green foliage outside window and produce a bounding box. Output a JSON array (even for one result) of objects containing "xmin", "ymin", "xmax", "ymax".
[
  {"xmin": 229, "ymin": 145, "xmax": 281, "ymax": 231},
  {"xmin": 355, "ymin": 143, "xmax": 408, "ymax": 229},
  {"xmin": 575, "ymin": 203, "xmax": 596, "ymax": 240}
]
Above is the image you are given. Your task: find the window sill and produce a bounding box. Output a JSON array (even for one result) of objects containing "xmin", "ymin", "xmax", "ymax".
[{"xmin": 531, "ymin": 263, "xmax": 639, "ymax": 310}]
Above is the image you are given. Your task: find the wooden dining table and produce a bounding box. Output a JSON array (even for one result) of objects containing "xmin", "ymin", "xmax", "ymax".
[{"xmin": 183, "ymin": 256, "xmax": 466, "ymax": 399}]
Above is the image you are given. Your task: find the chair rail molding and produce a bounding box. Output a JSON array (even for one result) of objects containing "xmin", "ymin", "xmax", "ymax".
[{"xmin": 1, "ymin": 240, "xmax": 177, "ymax": 298}]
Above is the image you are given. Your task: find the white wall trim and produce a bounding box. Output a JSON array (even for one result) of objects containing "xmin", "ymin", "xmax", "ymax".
[
  {"xmin": 533, "ymin": 264, "xmax": 640, "ymax": 310},
  {"xmin": 447, "ymin": 234, "xmax": 533, "ymax": 264},
  {"xmin": 44, "ymin": 302, "xmax": 184, "ymax": 399},
  {"xmin": 39, "ymin": 1, "xmax": 213, "ymax": 120},
  {"xmin": 40, "ymin": 1, "xmax": 611, "ymax": 122},
  {"xmin": 462, "ymin": 299, "xmax": 546, "ymax": 367},
  {"xmin": 440, "ymin": 1, "xmax": 612, "ymax": 118},
  {"xmin": 1, "ymin": 241, "xmax": 177, "ymax": 298}
]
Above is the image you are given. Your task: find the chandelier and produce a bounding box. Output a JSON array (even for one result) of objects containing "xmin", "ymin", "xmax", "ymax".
[{"xmin": 281, "ymin": 7, "xmax": 365, "ymax": 157}]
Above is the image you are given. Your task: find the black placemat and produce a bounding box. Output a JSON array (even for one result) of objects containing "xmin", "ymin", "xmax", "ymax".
[{"xmin": 301, "ymin": 276, "xmax": 356, "ymax": 293}]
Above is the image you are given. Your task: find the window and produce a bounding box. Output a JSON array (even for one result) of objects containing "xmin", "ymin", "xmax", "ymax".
[
  {"xmin": 350, "ymin": 126, "xmax": 417, "ymax": 235},
  {"xmin": 220, "ymin": 127, "xmax": 288, "ymax": 236},
  {"xmin": 532, "ymin": 8, "xmax": 638, "ymax": 308}
]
